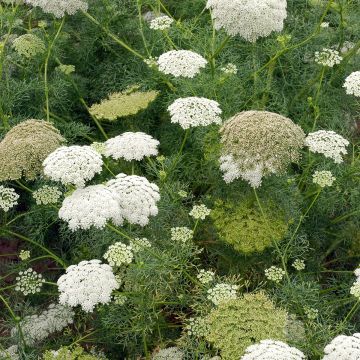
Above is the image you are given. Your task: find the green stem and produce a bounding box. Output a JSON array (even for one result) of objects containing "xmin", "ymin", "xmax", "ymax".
[
  {"xmin": 168, "ymin": 129, "xmax": 190, "ymax": 175},
  {"xmin": 106, "ymin": 223, "xmax": 133, "ymax": 241},
  {"xmin": 311, "ymin": 66, "xmax": 326, "ymax": 130}
]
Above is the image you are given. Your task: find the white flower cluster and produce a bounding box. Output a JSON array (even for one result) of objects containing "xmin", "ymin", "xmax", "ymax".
[
  {"xmin": 241, "ymin": 340, "xmax": 306, "ymax": 360},
  {"xmin": 221, "ymin": 63, "xmax": 238, "ymax": 75},
  {"xmin": 107, "ymin": 174, "xmax": 160, "ymax": 226},
  {"xmin": 59, "ymin": 185, "xmax": 123, "ymax": 231},
  {"xmin": 12, "ymin": 304, "xmax": 74, "ymax": 345},
  {"xmin": 33, "ymin": 185, "xmax": 62, "ymax": 205},
  {"xmin": 304, "ymin": 306, "xmax": 318, "ymax": 320},
  {"xmin": 343, "ymin": 71, "xmax": 360, "ymax": 97},
  {"xmin": 43, "ymin": 146, "xmax": 103, "ymax": 188},
  {"xmin": 320, "ymin": 22, "xmax": 329, "ymax": 28},
  {"xmin": 197, "ymin": 269, "xmax": 215, "ymax": 284},
  {"xmin": 103, "ymin": 242, "xmax": 134, "ymax": 267},
  {"xmin": 113, "ymin": 293, "xmax": 127, "ymax": 305},
  {"xmin": 323, "ymin": 333, "xmax": 360, "ymax": 360},
  {"xmin": 189, "ymin": 204, "xmax": 211, "ymax": 220},
  {"xmin": 150, "ymin": 15, "xmax": 174, "ymax": 30},
  {"xmin": 0, "ymin": 345, "xmax": 19, "ymax": 360},
  {"xmin": 170, "ymin": 226, "xmax": 194, "ymax": 243},
  {"xmin": 152, "ymin": 347, "xmax": 184, "ymax": 360},
  {"xmin": 207, "ymin": 283, "xmax": 239, "ymax": 305},
  {"xmin": 168, "ymin": 97, "xmax": 222, "ymax": 129},
  {"xmin": 292, "ymin": 259, "xmax": 305, "ymax": 271},
  {"xmin": 91, "ymin": 141, "xmax": 106, "ymax": 154},
  {"xmin": 144, "ymin": 56, "xmax": 158, "ymax": 68},
  {"xmin": 24, "ymin": 0, "xmax": 88, "ymax": 18},
  {"xmin": 350, "ymin": 267, "xmax": 360, "ymax": 299},
  {"xmin": 57, "ymin": 259, "xmax": 119, "ymax": 312},
  {"xmin": 104, "ymin": 132, "xmax": 159, "ymax": 161},
  {"xmin": 185, "ymin": 316, "xmax": 209, "ymax": 337},
  {"xmin": 206, "ymin": 0, "xmax": 287, "ymax": 42},
  {"xmin": 157, "ymin": 50, "xmax": 207, "ymax": 78},
  {"xmin": 15, "ymin": 268, "xmax": 45, "ymax": 295},
  {"xmin": 0, "ymin": 185, "xmax": 19, "ymax": 211},
  {"xmin": 265, "ymin": 266, "xmax": 285, "ymax": 283},
  {"xmin": 130, "ymin": 237, "xmax": 152, "ymax": 253},
  {"xmin": 19, "ymin": 249, "xmax": 31, "ymax": 261},
  {"xmin": 312, "ymin": 170, "xmax": 335, "ymax": 188},
  {"xmin": 305, "ymin": 130, "xmax": 349, "ymax": 163},
  {"xmin": 314, "ymin": 48, "xmax": 342, "ymax": 67}
]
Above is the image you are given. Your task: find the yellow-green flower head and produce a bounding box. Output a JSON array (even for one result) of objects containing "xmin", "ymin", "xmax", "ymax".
[
  {"xmin": 0, "ymin": 119, "xmax": 65, "ymax": 181},
  {"xmin": 56, "ymin": 64, "xmax": 75, "ymax": 75},
  {"xmin": 211, "ymin": 200, "xmax": 288, "ymax": 254},
  {"xmin": 42, "ymin": 345, "xmax": 107, "ymax": 360},
  {"xmin": 12, "ymin": 33, "xmax": 45, "ymax": 58},
  {"xmin": 205, "ymin": 292, "xmax": 287, "ymax": 359},
  {"xmin": 89, "ymin": 88, "xmax": 158, "ymax": 121}
]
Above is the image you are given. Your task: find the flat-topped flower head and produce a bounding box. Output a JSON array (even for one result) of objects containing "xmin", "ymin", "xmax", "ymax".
[
  {"xmin": 197, "ymin": 269, "xmax": 215, "ymax": 284},
  {"xmin": 130, "ymin": 237, "xmax": 152, "ymax": 253},
  {"xmin": 12, "ymin": 34, "xmax": 45, "ymax": 58},
  {"xmin": 150, "ymin": 15, "xmax": 174, "ymax": 30},
  {"xmin": 103, "ymin": 242, "xmax": 134, "ymax": 267},
  {"xmin": 343, "ymin": 71, "xmax": 360, "ymax": 97},
  {"xmin": 157, "ymin": 50, "xmax": 207, "ymax": 78},
  {"xmin": 314, "ymin": 48, "xmax": 342, "ymax": 67},
  {"xmin": 323, "ymin": 333, "xmax": 360, "ymax": 359},
  {"xmin": 24, "ymin": 0, "xmax": 88, "ymax": 18},
  {"xmin": 206, "ymin": 0, "xmax": 287, "ymax": 42},
  {"xmin": 241, "ymin": 340, "xmax": 306, "ymax": 360},
  {"xmin": 189, "ymin": 203, "xmax": 211, "ymax": 220},
  {"xmin": 15, "ymin": 268, "xmax": 45, "ymax": 295},
  {"xmin": 104, "ymin": 132, "xmax": 159, "ymax": 161},
  {"xmin": 168, "ymin": 97, "xmax": 222, "ymax": 129},
  {"xmin": 305, "ymin": 130, "xmax": 349, "ymax": 163},
  {"xmin": 107, "ymin": 174, "xmax": 160, "ymax": 226},
  {"xmin": 43, "ymin": 145, "xmax": 103, "ymax": 188},
  {"xmin": 312, "ymin": 170, "xmax": 335, "ymax": 188},
  {"xmin": 170, "ymin": 226, "xmax": 194, "ymax": 243},
  {"xmin": 0, "ymin": 186, "xmax": 19, "ymax": 212},
  {"xmin": 57, "ymin": 259, "xmax": 119, "ymax": 312},
  {"xmin": 59, "ymin": 184, "xmax": 123, "ymax": 231},
  {"xmin": 207, "ymin": 283, "xmax": 239, "ymax": 305},
  {"xmin": 152, "ymin": 347, "xmax": 184, "ymax": 360},
  {"xmin": 0, "ymin": 345, "xmax": 19, "ymax": 360},
  {"xmin": 265, "ymin": 266, "xmax": 285, "ymax": 283},
  {"xmin": 33, "ymin": 185, "xmax": 62, "ymax": 205}
]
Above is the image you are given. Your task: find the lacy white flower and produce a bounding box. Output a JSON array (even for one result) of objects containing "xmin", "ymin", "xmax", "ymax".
[
  {"xmin": 292, "ymin": 259, "xmax": 305, "ymax": 271},
  {"xmin": 114, "ymin": 293, "xmax": 127, "ymax": 305},
  {"xmin": 207, "ymin": 283, "xmax": 239, "ymax": 305},
  {"xmin": 33, "ymin": 185, "xmax": 62, "ymax": 205},
  {"xmin": 144, "ymin": 56, "xmax": 158, "ymax": 68},
  {"xmin": 11, "ymin": 304, "xmax": 74, "ymax": 345},
  {"xmin": 0, "ymin": 345, "xmax": 19, "ymax": 360},
  {"xmin": 320, "ymin": 22, "xmax": 329, "ymax": 28},
  {"xmin": 186, "ymin": 317, "xmax": 209, "ymax": 337},
  {"xmin": 170, "ymin": 226, "xmax": 194, "ymax": 243},
  {"xmin": 15, "ymin": 268, "xmax": 45, "ymax": 295},
  {"xmin": 24, "ymin": 0, "xmax": 88, "ymax": 18},
  {"xmin": 19, "ymin": 249, "xmax": 31, "ymax": 261},
  {"xmin": 350, "ymin": 282, "xmax": 360, "ymax": 299},
  {"xmin": 130, "ymin": 237, "xmax": 152, "ymax": 253},
  {"xmin": 189, "ymin": 204, "xmax": 211, "ymax": 220},
  {"xmin": 152, "ymin": 347, "xmax": 184, "ymax": 360},
  {"xmin": 197, "ymin": 269, "xmax": 215, "ymax": 284},
  {"xmin": 12, "ymin": 33, "xmax": 45, "ymax": 58},
  {"xmin": 107, "ymin": 174, "xmax": 160, "ymax": 226},
  {"xmin": 354, "ymin": 267, "xmax": 360, "ymax": 279},
  {"xmin": 43, "ymin": 146, "xmax": 103, "ymax": 188},
  {"xmin": 168, "ymin": 97, "xmax": 222, "ymax": 129},
  {"xmin": 91, "ymin": 141, "xmax": 106, "ymax": 154},
  {"xmin": 305, "ymin": 130, "xmax": 349, "ymax": 163},
  {"xmin": 0, "ymin": 186, "xmax": 19, "ymax": 211},
  {"xmin": 157, "ymin": 50, "xmax": 207, "ymax": 78},
  {"xmin": 59, "ymin": 185, "xmax": 123, "ymax": 231},
  {"xmin": 103, "ymin": 242, "xmax": 134, "ymax": 267},
  {"xmin": 221, "ymin": 63, "xmax": 238, "ymax": 75},
  {"xmin": 343, "ymin": 71, "xmax": 360, "ymax": 97},
  {"xmin": 323, "ymin": 333, "xmax": 360, "ymax": 359},
  {"xmin": 104, "ymin": 132, "xmax": 159, "ymax": 161},
  {"xmin": 312, "ymin": 170, "xmax": 335, "ymax": 188},
  {"xmin": 206, "ymin": 0, "xmax": 287, "ymax": 42},
  {"xmin": 57, "ymin": 259, "xmax": 119, "ymax": 312},
  {"xmin": 241, "ymin": 339, "xmax": 306, "ymax": 360},
  {"xmin": 150, "ymin": 15, "xmax": 174, "ymax": 30},
  {"xmin": 265, "ymin": 266, "xmax": 285, "ymax": 283},
  {"xmin": 314, "ymin": 48, "xmax": 342, "ymax": 67}
]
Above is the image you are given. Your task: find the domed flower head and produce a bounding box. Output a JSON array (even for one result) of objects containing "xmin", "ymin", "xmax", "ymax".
[
  {"xmin": 167, "ymin": 97, "xmax": 222, "ymax": 129},
  {"xmin": 103, "ymin": 242, "xmax": 134, "ymax": 267},
  {"xmin": 150, "ymin": 15, "xmax": 174, "ymax": 30},
  {"xmin": 152, "ymin": 347, "xmax": 184, "ymax": 360},
  {"xmin": 206, "ymin": 0, "xmax": 287, "ymax": 42},
  {"xmin": 12, "ymin": 34, "xmax": 45, "ymax": 58},
  {"xmin": 219, "ymin": 111, "xmax": 305, "ymax": 187},
  {"xmin": 104, "ymin": 132, "xmax": 160, "ymax": 161},
  {"xmin": 207, "ymin": 283, "xmax": 239, "ymax": 305},
  {"xmin": 107, "ymin": 173, "xmax": 160, "ymax": 226},
  {"xmin": 0, "ymin": 186, "xmax": 19, "ymax": 212},
  {"xmin": 0, "ymin": 120, "xmax": 65, "ymax": 181},
  {"xmin": 33, "ymin": 185, "xmax": 62, "ymax": 205},
  {"xmin": 314, "ymin": 48, "xmax": 342, "ymax": 67},
  {"xmin": 241, "ymin": 340, "xmax": 306, "ymax": 360},
  {"xmin": 43, "ymin": 145, "xmax": 103, "ymax": 188},
  {"xmin": 312, "ymin": 170, "xmax": 335, "ymax": 188},
  {"xmin": 343, "ymin": 71, "xmax": 360, "ymax": 97},
  {"xmin": 304, "ymin": 130, "xmax": 349, "ymax": 163},
  {"xmin": 323, "ymin": 333, "xmax": 360, "ymax": 359},
  {"xmin": 24, "ymin": 0, "xmax": 88, "ymax": 18},
  {"xmin": 59, "ymin": 184, "xmax": 123, "ymax": 231},
  {"xmin": 157, "ymin": 50, "xmax": 207, "ymax": 78},
  {"xmin": 57, "ymin": 259, "xmax": 119, "ymax": 312},
  {"xmin": 0, "ymin": 345, "xmax": 19, "ymax": 360}
]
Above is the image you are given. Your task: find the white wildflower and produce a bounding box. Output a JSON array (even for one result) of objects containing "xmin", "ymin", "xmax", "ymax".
[
  {"xmin": 113, "ymin": 293, "xmax": 127, "ymax": 305},
  {"xmin": 220, "ymin": 63, "xmax": 238, "ymax": 75},
  {"xmin": 320, "ymin": 22, "xmax": 329, "ymax": 28},
  {"xmin": 33, "ymin": 185, "xmax": 62, "ymax": 205},
  {"xmin": 130, "ymin": 237, "xmax": 152, "ymax": 253},
  {"xmin": 185, "ymin": 317, "xmax": 209, "ymax": 337},
  {"xmin": 0, "ymin": 345, "xmax": 19, "ymax": 360},
  {"xmin": 343, "ymin": 71, "xmax": 360, "ymax": 97},
  {"xmin": 304, "ymin": 306, "xmax": 318, "ymax": 320},
  {"xmin": 152, "ymin": 347, "xmax": 184, "ymax": 360},
  {"xmin": 15, "ymin": 268, "xmax": 45, "ymax": 295},
  {"xmin": 12, "ymin": 34, "xmax": 45, "ymax": 58},
  {"xmin": 323, "ymin": 333, "xmax": 360, "ymax": 360},
  {"xmin": 150, "ymin": 15, "xmax": 174, "ymax": 30},
  {"xmin": 170, "ymin": 227, "xmax": 194, "ymax": 243},
  {"xmin": 312, "ymin": 170, "xmax": 335, "ymax": 188},
  {"xmin": 189, "ymin": 204, "xmax": 211, "ymax": 220},
  {"xmin": 207, "ymin": 283, "xmax": 239, "ymax": 305},
  {"xmin": 19, "ymin": 249, "xmax": 31, "ymax": 261},
  {"xmin": 91, "ymin": 141, "xmax": 106, "ymax": 155},
  {"xmin": 103, "ymin": 242, "xmax": 134, "ymax": 267},
  {"xmin": 197, "ymin": 269, "xmax": 215, "ymax": 284},
  {"xmin": 144, "ymin": 57, "xmax": 158, "ymax": 68},
  {"xmin": 292, "ymin": 259, "xmax": 305, "ymax": 271},
  {"xmin": 350, "ymin": 282, "xmax": 360, "ymax": 299},
  {"xmin": 314, "ymin": 48, "xmax": 342, "ymax": 67},
  {"xmin": 24, "ymin": 0, "xmax": 88, "ymax": 18},
  {"xmin": 0, "ymin": 186, "xmax": 19, "ymax": 211},
  {"xmin": 265, "ymin": 266, "xmax": 285, "ymax": 283}
]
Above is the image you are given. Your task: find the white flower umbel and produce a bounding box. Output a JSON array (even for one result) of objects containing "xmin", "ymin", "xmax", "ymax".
[
  {"xmin": 292, "ymin": 259, "xmax": 305, "ymax": 271},
  {"xmin": 15, "ymin": 268, "xmax": 45, "ymax": 295},
  {"xmin": 59, "ymin": 185, "xmax": 123, "ymax": 231},
  {"xmin": 170, "ymin": 226, "xmax": 194, "ymax": 243},
  {"xmin": 104, "ymin": 132, "xmax": 159, "ymax": 161},
  {"xmin": 305, "ymin": 130, "xmax": 349, "ymax": 163},
  {"xmin": 221, "ymin": 63, "xmax": 238, "ymax": 75},
  {"xmin": 241, "ymin": 339, "xmax": 306, "ymax": 360},
  {"xmin": 186, "ymin": 317, "xmax": 209, "ymax": 337},
  {"xmin": 57, "ymin": 259, "xmax": 119, "ymax": 312},
  {"xmin": 19, "ymin": 249, "xmax": 31, "ymax": 261},
  {"xmin": 350, "ymin": 282, "xmax": 360, "ymax": 299},
  {"xmin": 24, "ymin": 0, "xmax": 88, "ymax": 18},
  {"xmin": 33, "ymin": 185, "xmax": 62, "ymax": 205},
  {"xmin": 189, "ymin": 204, "xmax": 211, "ymax": 220},
  {"xmin": 206, "ymin": 0, "xmax": 287, "ymax": 42},
  {"xmin": 0, "ymin": 185, "xmax": 19, "ymax": 212},
  {"xmin": 197, "ymin": 269, "xmax": 215, "ymax": 284},
  {"xmin": 157, "ymin": 50, "xmax": 207, "ymax": 78},
  {"xmin": 168, "ymin": 97, "xmax": 222, "ymax": 129},
  {"xmin": 314, "ymin": 48, "xmax": 342, "ymax": 67},
  {"xmin": 103, "ymin": 242, "xmax": 134, "ymax": 267},
  {"xmin": 207, "ymin": 283, "xmax": 239, "ymax": 305},
  {"xmin": 152, "ymin": 347, "xmax": 184, "ymax": 360},
  {"xmin": 312, "ymin": 170, "xmax": 335, "ymax": 188},
  {"xmin": 265, "ymin": 266, "xmax": 285, "ymax": 283},
  {"xmin": 107, "ymin": 174, "xmax": 160, "ymax": 226},
  {"xmin": 343, "ymin": 71, "xmax": 360, "ymax": 97},
  {"xmin": 323, "ymin": 333, "xmax": 360, "ymax": 359},
  {"xmin": 150, "ymin": 15, "xmax": 174, "ymax": 30},
  {"xmin": 43, "ymin": 146, "xmax": 103, "ymax": 188},
  {"xmin": 0, "ymin": 345, "xmax": 19, "ymax": 360},
  {"xmin": 130, "ymin": 237, "xmax": 152, "ymax": 253}
]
